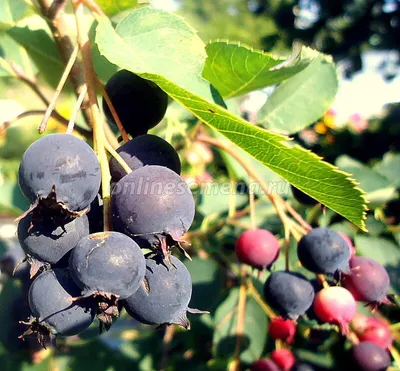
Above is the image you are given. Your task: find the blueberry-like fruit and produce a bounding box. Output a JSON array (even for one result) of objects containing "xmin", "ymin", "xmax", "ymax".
[
  {"xmin": 109, "ymin": 134, "xmax": 181, "ymax": 183},
  {"xmin": 111, "ymin": 165, "xmax": 195, "ymax": 256},
  {"xmin": 235, "ymin": 229, "xmax": 280, "ymax": 269},
  {"xmin": 351, "ymin": 341, "xmax": 391, "ymax": 371},
  {"xmin": 102, "ymin": 70, "xmax": 168, "ymax": 137},
  {"xmin": 264, "ymin": 271, "xmax": 315, "ymax": 319},
  {"xmin": 123, "ymin": 255, "xmax": 204, "ymax": 328},
  {"xmin": 27, "ymin": 269, "xmax": 95, "ymax": 343},
  {"xmin": 297, "ymin": 227, "xmax": 351, "ymax": 274},
  {"xmin": 18, "ymin": 134, "xmax": 101, "ymax": 213}
]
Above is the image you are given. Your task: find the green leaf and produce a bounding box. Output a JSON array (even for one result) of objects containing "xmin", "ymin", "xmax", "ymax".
[
  {"xmin": 354, "ymin": 235, "xmax": 400, "ymax": 267},
  {"xmin": 203, "ymin": 41, "xmax": 313, "ymax": 99},
  {"xmin": 7, "ymin": 26, "xmax": 64, "ymax": 88},
  {"xmin": 373, "ymin": 152, "xmax": 400, "ymax": 188},
  {"xmin": 336, "ymin": 155, "xmax": 397, "ymax": 208},
  {"xmin": 258, "ymin": 53, "xmax": 338, "ymax": 134},
  {"xmin": 0, "ymin": 0, "xmax": 30, "ymax": 31},
  {"xmin": 95, "ymin": 7, "xmax": 367, "ymax": 230},
  {"xmin": 96, "ymin": 0, "xmax": 142, "ymax": 17},
  {"xmin": 0, "ymin": 180, "xmax": 29, "ymax": 216},
  {"xmin": 212, "ymin": 288, "xmax": 268, "ymax": 364}
]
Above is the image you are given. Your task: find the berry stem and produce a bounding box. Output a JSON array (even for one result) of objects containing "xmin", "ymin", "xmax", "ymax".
[
  {"xmin": 67, "ymin": 84, "xmax": 88, "ymax": 134},
  {"xmin": 104, "ymin": 140, "xmax": 133, "ymax": 174},
  {"xmin": 316, "ymin": 274, "xmax": 329, "ymax": 288},
  {"xmin": 247, "ymin": 279, "xmax": 276, "ymax": 319},
  {"xmin": 73, "ymin": 0, "xmax": 112, "ymax": 231}
]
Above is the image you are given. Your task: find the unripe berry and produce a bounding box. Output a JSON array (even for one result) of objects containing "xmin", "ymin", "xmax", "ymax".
[
  {"xmin": 251, "ymin": 359, "xmax": 280, "ymax": 371},
  {"xmin": 235, "ymin": 229, "xmax": 280, "ymax": 269},
  {"xmin": 271, "ymin": 349, "xmax": 296, "ymax": 371},
  {"xmin": 352, "ymin": 314, "xmax": 393, "ymax": 349},
  {"xmin": 313, "ymin": 286, "xmax": 356, "ymax": 334},
  {"xmin": 268, "ymin": 317, "xmax": 296, "ymax": 344}
]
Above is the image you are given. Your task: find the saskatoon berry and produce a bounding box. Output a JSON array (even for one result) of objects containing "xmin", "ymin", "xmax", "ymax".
[
  {"xmin": 297, "ymin": 227, "xmax": 351, "ymax": 274},
  {"xmin": 102, "ymin": 70, "xmax": 168, "ymax": 137},
  {"xmin": 251, "ymin": 359, "xmax": 280, "ymax": 371},
  {"xmin": 18, "ymin": 134, "xmax": 101, "ymax": 212},
  {"xmin": 271, "ymin": 349, "xmax": 296, "ymax": 371},
  {"xmin": 268, "ymin": 317, "xmax": 296, "ymax": 344},
  {"xmin": 338, "ymin": 232, "xmax": 356, "ymax": 257},
  {"xmin": 342, "ymin": 256, "xmax": 391, "ymax": 305},
  {"xmin": 352, "ymin": 314, "xmax": 393, "ymax": 349},
  {"xmin": 69, "ymin": 231, "xmax": 145, "ymax": 300},
  {"xmin": 264, "ymin": 271, "xmax": 315, "ymax": 320},
  {"xmin": 111, "ymin": 165, "xmax": 195, "ymax": 251},
  {"xmin": 28, "ymin": 269, "xmax": 96, "ymax": 337},
  {"xmin": 235, "ymin": 229, "xmax": 280, "ymax": 269},
  {"xmin": 109, "ymin": 134, "xmax": 181, "ymax": 183},
  {"xmin": 291, "ymin": 185, "xmax": 318, "ymax": 206},
  {"xmin": 351, "ymin": 341, "xmax": 391, "ymax": 371},
  {"xmin": 313, "ymin": 286, "xmax": 356, "ymax": 334},
  {"xmin": 123, "ymin": 255, "xmax": 200, "ymax": 328},
  {"xmin": 18, "ymin": 213, "xmax": 89, "ymax": 274}
]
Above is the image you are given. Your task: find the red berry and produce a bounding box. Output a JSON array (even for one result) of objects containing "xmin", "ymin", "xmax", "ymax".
[
  {"xmin": 235, "ymin": 229, "xmax": 280, "ymax": 269},
  {"xmin": 342, "ymin": 256, "xmax": 391, "ymax": 306},
  {"xmin": 271, "ymin": 349, "xmax": 296, "ymax": 371},
  {"xmin": 352, "ymin": 314, "xmax": 393, "ymax": 349},
  {"xmin": 313, "ymin": 286, "xmax": 356, "ymax": 334},
  {"xmin": 269, "ymin": 317, "xmax": 296, "ymax": 344},
  {"xmin": 251, "ymin": 358, "xmax": 280, "ymax": 371},
  {"xmin": 338, "ymin": 232, "xmax": 356, "ymax": 257}
]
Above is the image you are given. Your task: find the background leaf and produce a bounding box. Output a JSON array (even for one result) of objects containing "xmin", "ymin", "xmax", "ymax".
[
  {"xmin": 96, "ymin": 0, "xmax": 142, "ymax": 17},
  {"xmin": 0, "ymin": 0, "xmax": 31, "ymax": 31},
  {"xmin": 257, "ymin": 53, "xmax": 338, "ymax": 134},
  {"xmin": 373, "ymin": 152, "xmax": 400, "ymax": 188}
]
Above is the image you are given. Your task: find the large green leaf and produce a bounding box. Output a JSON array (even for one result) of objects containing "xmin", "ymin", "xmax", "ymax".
[
  {"xmin": 0, "ymin": 0, "xmax": 31, "ymax": 31},
  {"xmin": 203, "ymin": 41, "xmax": 314, "ymax": 99},
  {"xmin": 96, "ymin": 0, "xmax": 142, "ymax": 17},
  {"xmin": 257, "ymin": 53, "xmax": 338, "ymax": 134},
  {"xmin": 212, "ymin": 288, "xmax": 268, "ymax": 364},
  {"xmin": 95, "ymin": 7, "xmax": 367, "ymax": 230},
  {"xmin": 7, "ymin": 26, "xmax": 64, "ymax": 88}
]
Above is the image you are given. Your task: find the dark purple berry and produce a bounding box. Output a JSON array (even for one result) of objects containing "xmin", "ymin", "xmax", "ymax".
[
  {"xmin": 122, "ymin": 256, "xmax": 202, "ymax": 329},
  {"xmin": 28, "ymin": 269, "xmax": 96, "ymax": 339},
  {"xmin": 102, "ymin": 70, "xmax": 168, "ymax": 137},
  {"xmin": 297, "ymin": 227, "xmax": 351, "ymax": 274},
  {"xmin": 351, "ymin": 341, "xmax": 391, "ymax": 371},
  {"xmin": 264, "ymin": 271, "xmax": 315, "ymax": 319},
  {"xmin": 18, "ymin": 134, "xmax": 101, "ymax": 212},
  {"xmin": 109, "ymin": 134, "xmax": 181, "ymax": 183}
]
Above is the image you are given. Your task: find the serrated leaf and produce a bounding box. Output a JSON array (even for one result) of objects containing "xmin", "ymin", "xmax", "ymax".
[
  {"xmin": 336, "ymin": 155, "xmax": 397, "ymax": 208},
  {"xmin": 95, "ymin": 7, "xmax": 367, "ymax": 230},
  {"xmin": 258, "ymin": 53, "xmax": 338, "ymax": 134},
  {"xmin": 212, "ymin": 288, "xmax": 267, "ymax": 364},
  {"xmin": 96, "ymin": 0, "xmax": 143, "ymax": 17},
  {"xmin": 203, "ymin": 41, "xmax": 315, "ymax": 99},
  {"xmin": 7, "ymin": 26, "xmax": 64, "ymax": 88}
]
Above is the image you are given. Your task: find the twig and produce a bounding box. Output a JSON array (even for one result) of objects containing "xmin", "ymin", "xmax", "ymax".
[
  {"xmin": 39, "ymin": 45, "xmax": 79, "ymax": 133},
  {"xmin": 247, "ymin": 279, "xmax": 276, "ymax": 319},
  {"xmin": 249, "ymin": 182, "xmax": 256, "ymax": 230},
  {"xmin": 159, "ymin": 325, "xmax": 175, "ymax": 371},
  {"xmin": 67, "ymin": 84, "xmax": 87, "ymax": 134},
  {"xmin": 73, "ymin": 0, "xmax": 112, "ymax": 231}
]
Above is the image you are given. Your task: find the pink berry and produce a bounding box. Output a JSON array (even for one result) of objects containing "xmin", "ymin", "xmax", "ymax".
[
  {"xmin": 338, "ymin": 232, "xmax": 356, "ymax": 257},
  {"xmin": 235, "ymin": 229, "xmax": 280, "ymax": 269},
  {"xmin": 313, "ymin": 286, "xmax": 356, "ymax": 334},
  {"xmin": 352, "ymin": 314, "xmax": 393, "ymax": 349},
  {"xmin": 269, "ymin": 317, "xmax": 296, "ymax": 344},
  {"xmin": 271, "ymin": 349, "xmax": 296, "ymax": 371},
  {"xmin": 251, "ymin": 358, "xmax": 280, "ymax": 371},
  {"xmin": 342, "ymin": 256, "xmax": 391, "ymax": 306}
]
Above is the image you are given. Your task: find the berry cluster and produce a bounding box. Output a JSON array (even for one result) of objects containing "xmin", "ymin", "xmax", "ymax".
[
  {"xmin": 235, "ymin": 226, "xmax": 393, "ymax": 370},
  {"xmin": 13, "ymin": 70, "xmax": 204, "ymax": 345}
]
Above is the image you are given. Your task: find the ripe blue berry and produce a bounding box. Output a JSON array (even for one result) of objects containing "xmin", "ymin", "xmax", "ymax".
[{"xmin": 351, "ymin": 341, "xmax": 391, "ymax": 371}]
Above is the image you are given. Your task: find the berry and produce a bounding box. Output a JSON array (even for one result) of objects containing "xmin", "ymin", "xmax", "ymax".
[
  {"xmin": 313, "ymin": 286, "xmax": 356, "ymax": 334},
  {"xmin": 271, "ymin": 349, "xmax": 296, "ymax": 371},
  {"xmin": 352, "ymin": 314, "xmax": 393, "ymax": 349},
  {"xmin": 235, "ymin": 229, "xmax": 280, "ymax": 269},
  {"xmin": 342, "ymin": 257, "xmax": 391, "ymax": 305},
  {"xmin": 251, "ymin": 359, "xmax": 280, "ymax": 371},
  {"xmin": 338, "ymin": 232, "xmax": 356, "ymax": 257},
  {"xmin": 291, "ymin": 185, "xmax": 318, "ymax": 206},
  {"xmin": 111, "ymin": 165, "xmax": 195, "ymax": 254},
  {"xmin": 69, "ymin": 231, "xmax": 145, "ymax": 300},
  {"xmin": 18, "ymin": 213, "xmax": 89, "ymax": 275},
  {"xmin": 18, "ymin": 134, "xmax": 101, "ymax": 213},
  {"xmin": 268, "ymin": 317, "xmax": 296, "ymax": 344},
  {"xmin": 28, "ymin": 269, "xmax": 96, "ymax": 339},
  {"xmin": 102, "ymin": 70, "xmax": 168, "ymax": 137},
  {"xmin": 264, "ymin": 271, "xmax": 315, "ymax": 319},
  {"xmin": 109, "ymin": 134, "xmax": 181, "ymax": 183},
  {"xmin": 122, "ymin": 255, "xmax": 202, "ymax": 328},
  {"xmin": 297, "ymin": 227, "xmax": 351, "ymax": 274},
  {"xmin": 351, "ymin": 341, "xmax": 391, "ymax": 371}
]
